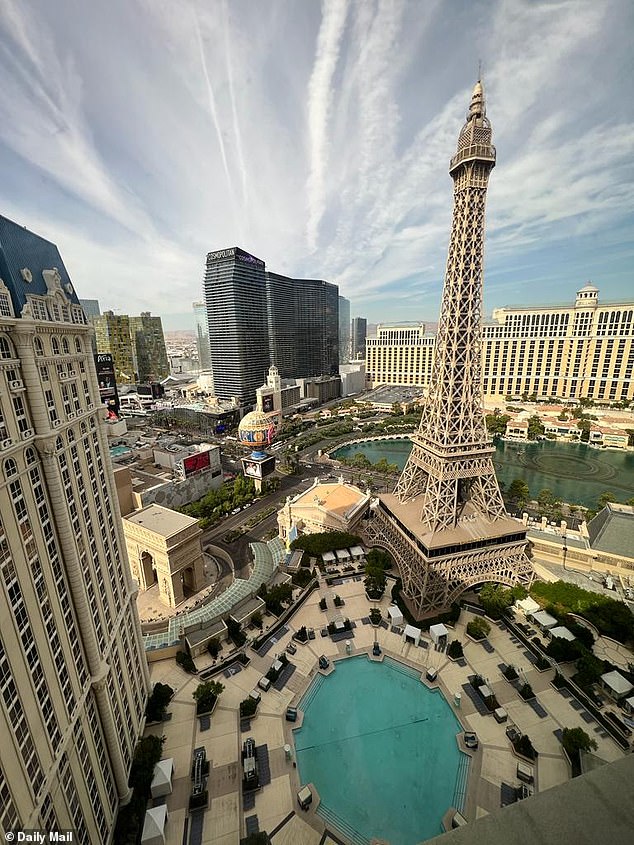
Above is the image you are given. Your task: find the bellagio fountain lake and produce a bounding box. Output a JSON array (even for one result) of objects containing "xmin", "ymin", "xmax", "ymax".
[{"xmin": 332, "ymin": 438, "xmax": 634, "ymax": 509}]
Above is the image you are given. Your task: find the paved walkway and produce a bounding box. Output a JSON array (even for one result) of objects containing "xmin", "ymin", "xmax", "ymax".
[{"xmin": 144, "ymin": 577, "xmax": 631, "ymax": 845}]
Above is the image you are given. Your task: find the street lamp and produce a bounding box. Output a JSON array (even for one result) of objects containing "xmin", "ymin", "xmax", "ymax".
[{"xmin": 562, "ymin": 534, "xmax": 568, "ymax": 571}]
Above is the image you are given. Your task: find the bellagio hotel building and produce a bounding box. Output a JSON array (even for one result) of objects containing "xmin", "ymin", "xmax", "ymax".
[
  {"xmin": 0, "ymin": 215, "xmax": 150, "ymax": 841},
  {"xmin": 366, "ymin": 284, "xmax": 634, "ymax": 404}
]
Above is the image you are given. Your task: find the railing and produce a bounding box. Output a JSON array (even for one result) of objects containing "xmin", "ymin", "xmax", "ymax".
[{"xmin": 450, "ymin": 143, "xmax": 496, "ymax": 169}]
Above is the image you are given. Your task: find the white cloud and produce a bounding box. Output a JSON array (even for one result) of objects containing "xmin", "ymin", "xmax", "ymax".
[{"xmin": 0, "ymin": 0, "xmax": 631, "ymax": 329}]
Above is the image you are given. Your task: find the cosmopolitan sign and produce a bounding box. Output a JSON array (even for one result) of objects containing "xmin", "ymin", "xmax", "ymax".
[{"xmin": 207, "ymin": 247, "xmax": 265, "ymax": 268}]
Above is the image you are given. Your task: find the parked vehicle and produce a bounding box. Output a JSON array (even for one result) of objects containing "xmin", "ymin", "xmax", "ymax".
[{"xmin": 463, "ymin": 731, "xmax": 478, "ymax": 749}]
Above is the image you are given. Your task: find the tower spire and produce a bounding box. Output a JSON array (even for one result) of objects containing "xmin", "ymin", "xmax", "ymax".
[{"xmin": 364, "ymin": 81, "xmax": 534, "ymax": 620}]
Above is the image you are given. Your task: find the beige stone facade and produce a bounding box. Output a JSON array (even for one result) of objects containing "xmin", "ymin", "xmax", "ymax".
[
  {"xmin": 123, "ymin": 504, "xmax": 205, "ymax": 607},
  {"xmin": 277, "ymin": 478, "xmax": 370, "ymax": 542},
  {"xmin": 366, "ymin": 323, "xmax": 434, "ymax": 389},
  {"xmin": 0, "ymin": 217, "xmax": 150, "ymax": 840},
  {"xmin": 365, "ymin": 285, "xmax": 634, "ymax": 403}
]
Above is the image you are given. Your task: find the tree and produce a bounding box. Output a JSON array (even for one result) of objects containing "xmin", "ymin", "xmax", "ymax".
[
  {"xmin": 562, "ymin": 727, "xmax": 597, "ymax": 757},
  {"xmin": 508, "ymin": 478, "xmax": 530, "ymax": 508},
  {"xmin": 466, "ymin": 617, "xmax": 491, "ymax": 640},
  {"xmin": 366, "ymin": 548, "xmax": 393, "ymax": 570},
  {"xmin": 365, "ymin": 560, "xmax": 387, "ymax": 597},
  {"xmin": 596, "ymin": 491, "xmax": 616, "ymax": 511},
  {"xmin": 226, "ymin": 617, "xmax": 246, "ymax": 646},
  {"xmin": 577, "ymin": 418, "xmax": 591, "ymax": 442},
  {"xmin": 478, "ymin": 584, "xmax": 513, "ymax": 619},
  {"xmin": 193, "ymin": 680, "xmax": 225, "ymax": 714},
  {"xmin": 145, "ymin": 683, "xmax": 174, "ymax": 723},
  {"xmin": 447, "ymin": 640, "xmax": 463, "ymax": 659},
  {"xmin": 537, "ymin": 488, "xmax": 562, "ymax": 518},
  {"xmin": 207, "ymin": 638, "xmax": 221, "ymax": 658},
  {"xmin": 485, "ymin": 412, "xmax": 511, "ymax": 436},
  {"xmin": 527, "ymin": 415, "xmax": 545, "ymax": 440}
]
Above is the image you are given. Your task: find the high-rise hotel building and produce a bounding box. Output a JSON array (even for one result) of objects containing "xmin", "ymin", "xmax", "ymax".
[
  {"xmin": 204, "ymin": 247, "xmax": 339, "ymax": 404},
  {"xmin": 0, "ymin": 216, "xmax": 149, "ymax": 839},
  {"xmin": 366, "ymin": 285, "xmax": 634, "ymax": 403},
  {"xmin": 366, "ymin": 323, "xmax": 435, "ymax": 388}
]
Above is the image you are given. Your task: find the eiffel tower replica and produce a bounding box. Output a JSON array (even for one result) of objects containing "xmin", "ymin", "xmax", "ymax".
[{"xmin": 365, "ymin": 80, "xmax": 534, "ymax": 619}]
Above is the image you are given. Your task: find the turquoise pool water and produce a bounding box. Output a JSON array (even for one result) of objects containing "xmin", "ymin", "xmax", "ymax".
[
  {"xmin": 109, "ymin": 445, "xmax": 131, "ymax": 458},
  {"xmin": 332, "ymin": 437, "xmax": 634, "ymax": 508},
  {"xmin": 295, "ymin": 656, "xmax": 467, "ymax": 845}
]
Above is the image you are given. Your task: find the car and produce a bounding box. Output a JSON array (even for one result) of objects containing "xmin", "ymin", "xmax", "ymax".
[
  {"xmin": 286, "ymin": 642, "xmax": 297, "ymax": 655},
  {"xmin": 505, "ymin": 725, "xmax": 521, "ymax": 744},
  {"xmin": 318, "ymin": 655, "xmax": 330, "ymax": 670},
  {"xmin": 307, "ymin": 628, "xmax": 316, "ymax": 640},
  {"xmin": 463, "ymin": 731, "xmax": 478, "ymax": 749},
  {"xmin": 243, "ymin": 737, "xmax": 256, "ymax": 758},
  {"xmin": 285, "ymin": 707, "xmax": 298, "ymax": 722}
]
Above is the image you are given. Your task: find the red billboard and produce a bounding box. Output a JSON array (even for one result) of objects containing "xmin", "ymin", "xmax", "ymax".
[{"xmin": 182, "ymin": 450, "xmax": 211, "ymax": 477}]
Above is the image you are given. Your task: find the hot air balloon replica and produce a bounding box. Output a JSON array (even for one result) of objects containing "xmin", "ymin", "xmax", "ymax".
[{"xmin": 237, "ymin": 410, "xmax": 278, "ymax": 492}]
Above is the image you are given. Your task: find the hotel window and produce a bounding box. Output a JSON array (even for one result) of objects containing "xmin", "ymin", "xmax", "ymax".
[{"xmin": 33, "ymin": 336, "xmax": 44, "ymax": 356}]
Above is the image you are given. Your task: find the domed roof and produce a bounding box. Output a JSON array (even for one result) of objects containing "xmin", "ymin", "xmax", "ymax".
[
  {"xmin": 239, "ymin": 410, "xmax": 274, "ymax": 430},
  {"xmin": 238, "ymin": 410, "xmax": 277, "ymax": 447},
  {"xmin": 577, "ymin": 281, "xmax": 598, "ymax": 292}
]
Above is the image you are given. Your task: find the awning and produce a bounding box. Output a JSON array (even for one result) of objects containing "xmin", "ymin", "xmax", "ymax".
[
  {"xmin": 550, "ymin": 626, "xmax": 575, "ymax": 641},
  {"xmin": 150, "ymin": 758, "xmax": 174, "ymax": 798},
  {"xmin": 141, "ymin": 805, "xmax": 167, "ymax": 845}
]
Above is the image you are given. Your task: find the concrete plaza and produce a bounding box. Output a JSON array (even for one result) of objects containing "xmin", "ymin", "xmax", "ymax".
[{"xmin": 144, "ymin": 574, "xmax": 630, "ymax": 845}]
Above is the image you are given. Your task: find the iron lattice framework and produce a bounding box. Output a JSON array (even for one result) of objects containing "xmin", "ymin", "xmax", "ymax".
[{"xmin": 366, "ymin": 81, "xmax": 534, "ymax": 618}]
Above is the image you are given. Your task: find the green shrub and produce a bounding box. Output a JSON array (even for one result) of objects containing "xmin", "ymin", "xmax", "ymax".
[
  {"xmin": 176, "ymin": 651, "xmax": 196, "ymax": 673},
  {"xmin": 294, "ymin": 626, "xmax": 308, "ymax": 642},
  {"xmin": 447, "ymin": 640, "xmax": 463, "ymax": 659},
  {"xmin": 207, "ymin": 638, "xmax": 221, "ymax": 658},
  {"xmin": 251, "ymin": 611, "xmax": 263, "ymax": 629},
  {"xmin": 519, "ymin": 682, "xmax": 534, "ymax": 700},
  {"xmin": 333, "ymin": 594, "xmax": 344, "ymax": 607},
  {"xmin": 479, "ymin": 584, "xmax": 514, "ymax": 619},
  {"xmin": 545, "ymin": 637, "xmax": 584, "ymax": 663},
  {"xmin": 145, "ymin": 682, "xmax": 174, "ymax": 723},
  {"xmin": 562, "ymin": 727, "xmax": 597, "ymax": 761},
  {"xmin": 513, "ymin": 734, "xmax": 537, "ymax": 760},
  {"xmin": 290, "ymin": 531, "xmax": 361, "ymax": 555},
  {"xmin": 292, "ymin": 567, "xmax": 314, "ymax": 588},
  {"xmin": 503, "ymin": 664, "xmax": 519, "ymax": 681},
  {"xmin": 240, "ymin": 697, "xmax": 258, "ymax": 718},
  {"xmin": 319, "ymin": 597, "xmax": 327, "ymax": 610},
  {"xmin": 369, "ymin": 608, "xmax": 382, "ymax": 625},
  {"xmin": 226, "ymin": 617, "xmax": 247, "ymax": 646},
  {"xmin": 467, "ymin": 617, "xmax": 491, "ymax": 640},
  {"xmin": 193, "ymin": 680, "xmax": 224, "ymax": 715}
]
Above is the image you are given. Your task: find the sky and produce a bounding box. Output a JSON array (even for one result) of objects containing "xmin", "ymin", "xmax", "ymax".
[{"xmin": 0, "ymin": 0, "xmax": 632, "ymax": 331}]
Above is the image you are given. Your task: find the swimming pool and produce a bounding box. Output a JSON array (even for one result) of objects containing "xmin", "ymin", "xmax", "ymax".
[
  {"xmin": 109, "ymin": 445, "xmax": 131, "ymax": 458},
  {"xmin": 294, "ymin": 655, "xmax": 468, "ymax": 844}
]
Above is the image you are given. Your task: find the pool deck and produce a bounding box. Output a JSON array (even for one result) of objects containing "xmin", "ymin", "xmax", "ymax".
[{"xmin": 144, "ymin": 574, "xmax": 630, "ymax": 845}]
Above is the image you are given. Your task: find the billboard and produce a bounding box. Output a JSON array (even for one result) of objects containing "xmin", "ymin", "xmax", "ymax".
[
  {"xmin": 181, "ymin": 450, "xmax": 212, "ymax": 478},
  {"xmin": 241, "ymin": 455, "xmax": 276, "ymax": 480},
  {"xmin": 261, "ymin": 393, "xmax": 275, "ymax": 413},
  {"xmin": 95, "ymin": 353, "xmax": 120, "ymax": 416}
]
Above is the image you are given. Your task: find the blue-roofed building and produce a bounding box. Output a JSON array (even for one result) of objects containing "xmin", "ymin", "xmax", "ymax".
[{"xmin": 0, "ymin": 214, "xmax": 150, "ymax": 838}]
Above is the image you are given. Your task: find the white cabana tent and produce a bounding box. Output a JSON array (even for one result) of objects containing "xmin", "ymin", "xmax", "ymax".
[
  {"xmin": 624, "ymin": 695, "xmax": 634, "ymax": 715},
  {"xmin": 403, "ymin": 624, "xmax": 421, "ymax": 646},
  {"xmin": 141, "ymin": 805, "xmax": 168, "ymax": 845},
  {"xmin": 515, "ymin": 597, "xmax": 540, "ymax": 615},
  {"xmin": 335, "ymin": 549, "xmax": 350, "ymax": 561},
  {"xmin": 151, "ymin": 758, "xmax": 174, "ymax": 798},
  {"xmin": 350, "ymin": 545, "xmax": 365, "ymax": 559},
  {"xmin": 531, "ymin": 610, "xmax": 558, "ymax": 631},
  {"xmin": 549, "ymin": 626, "xmax": 575, "ymax": 641},
  {"xmin": 388, "ymin": 606, "xmax": 404, "ymax": 626},
  {"xmin": 322, "ymin": 551, "xmax": 336, "ymax": 563},
  {"xmin": 429, "ymin": 623, "xmax": 448, "ymax": 644},
  {"xmin": 601, "ymin": 670, "xmax": 634, "ymax": 702}
]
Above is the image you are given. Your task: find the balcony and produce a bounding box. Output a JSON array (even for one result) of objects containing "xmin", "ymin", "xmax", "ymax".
[{"xmin": 450, "ymin": 144, "xmax": 496, "ymax": 171}]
